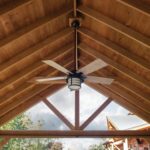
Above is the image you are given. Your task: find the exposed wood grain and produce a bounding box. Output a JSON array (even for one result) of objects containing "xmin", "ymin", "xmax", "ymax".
[
  {"xmin": 78, "ymin": 42, "xmax": 150, "ymax": 89},
  {"xmin": 0, "ymin": 43, "xmax": 73, "ymax": 96},
  {"xmin": 78, "ymin": 28, "xmax": 150, "ymax": 70},
  {"xmin": 117, "ymin": 0, "xmax": 150, "ymax": 17},
  {"xmin": 0, "ymin": 28, "xmax": 73, "ymax": 75},
  {"xmin": 0, "ymin": 130, "xmax": 149, "ymax": 138},
  {"xmin": 0, "ymin": 53, "xmax": 73, "ymax": 116},
  {"xmin": 0, "ymin": 0, "xmax": 31, "ymax": 16},
  {"xmin": 0, "ymin": 85, "xmax": 64, "ymax": 126},
  {"xmin": 0, "ymin": 7, "xmax": 72, "ymax": 48},
  {"xmin": 81, "ymin": 61, "xmax": 150, "ymax": 115},
  {"xmin": 87, "ymin": 83, "xmax": 150, "ymax": 123},
  {"xmin": 43, "ymin": 99, "xmax": 74, "ymax": 130},
  {"xmin": 79, "ymin": 53, "xmax": 150, "ymax": 103},
  {"xmin": 77, "ymin": 6, "xmax": 150, "ymax": 48},
  {"xmin": 0, "ymin": 0, "xmax": 149, "ymax": 133}
]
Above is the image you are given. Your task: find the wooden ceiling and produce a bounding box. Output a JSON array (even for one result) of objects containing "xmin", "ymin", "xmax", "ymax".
[{"xmin": 0, "ymin": 0, "xmax": 149, "ymax": 126}]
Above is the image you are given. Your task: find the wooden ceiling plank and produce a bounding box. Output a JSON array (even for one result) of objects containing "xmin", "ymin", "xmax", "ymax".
[
  {"xmin": 78, "ymin": 42, "xmax": 150, "ymax": 89},
  {"xmin": 78, "ymin": 28, "xmax": 150, "ymax": 71},
  {"xmin": 0, "ymin": 28, "xmax": 73, "ymax": 74},
  {"xmin": 0, "ymin": 43, "xmax": 73, "ymax": 92},
  {"xmin": 0, "ymin": 0, "xmax": 31, "ymax": 16},
  {"xmin": 0, "ymin": 60, "xmax": 73, "ymax": 117},
  {"xmin": 43, "ymin": 98, "xmax": 74, "ymax": 130},
  {"xmin": 77, "ymin": 6, "xmax": 150, "ymax": 48},
  {"xmin": 87, "ymin": 83, "xmax": 150, "ymax": 123},
  {"xmin": 80, "ymin": 98, "xmax": 112, "ymax": 130},
  {"xmin": 79, "ymin": 55, "xmax": 149, "ymax": 101},
  {"xmin": 0, "ymin": 85, "xmax": 64, "ymax": 126},
  {"xmin": 0, "ymin": 59, "xmax": 73, "ymax": 116},
  {"xmin": 117, "ymin": 0, "xmax": 150, "ymax": 17},
  {"xmin": 0, "ymin": 7, "xmax": 72, "ymax": 48},
  {"xmin": 0, "ymin": 130, "xmax": 149, "ymax": 138},
  {"xmin": 80, "ymin": 60, "xmax": 150, "ymax": 115}
]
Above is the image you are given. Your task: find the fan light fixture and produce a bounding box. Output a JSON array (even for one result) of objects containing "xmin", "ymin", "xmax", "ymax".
[{"xmin": 67, "ymin": 72, "xmax": 84, "ymax": 91}]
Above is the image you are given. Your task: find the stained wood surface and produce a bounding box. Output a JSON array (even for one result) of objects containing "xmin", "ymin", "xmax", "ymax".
[{"xmin": 0, "ymin": 0, "xmax": 149, "ymax": 127}]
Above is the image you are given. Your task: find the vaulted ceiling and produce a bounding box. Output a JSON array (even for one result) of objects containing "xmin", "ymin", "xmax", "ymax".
[{"xmin": 0, "ymin": 0, "xmax": 149, "ymax": 126}]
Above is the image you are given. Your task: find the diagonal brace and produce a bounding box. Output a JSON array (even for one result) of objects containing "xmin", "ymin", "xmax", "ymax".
[
  {"xmin": 80, "ymin": 98, "xmax": 112, "ymax": 130},
  {"xmin": 43, "ymin": 98, "xmax": 74, "ymax": 130}
]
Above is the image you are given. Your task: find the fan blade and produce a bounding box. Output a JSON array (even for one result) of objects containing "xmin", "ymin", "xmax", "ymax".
[
  {"xmin": 85, "ymin": 76, "xmax": 114, "ymax": 85},
  {"xmin": 42, "ymin": 60, "xmax": 72, "ymax": 75},
  {"xmin": 78, "ymin": 59, "xmax": 107, "ymax": 75},
  {"xmin": 29, "ymin": 76, "xmax": 66, "ymax": 84}
]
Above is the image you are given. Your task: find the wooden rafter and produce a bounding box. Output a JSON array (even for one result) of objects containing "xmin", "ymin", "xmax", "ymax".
[
  {"xmin": 0, "ymin": 7, "xmax": 72, "ymax": 48},
  {"xmin": 0, "ymin": 43, "xmax": 73, "ymax": 105},
  {"xmin": 87, "ymin": 83, "xmax": 150, "ymax": 123},
  {"xmin": 117, "ymin": 0, "xmax": 150, "ymax": 17},
  {"xmin": 80, "ymin": 61, "xmax": 150, "ymax": 115},
  {"xmin": 0, "ymin": 28, "xmax": 73, "ymax": 75},
  {"xmin": 0, "ymin": 0, "xmax": 31, "ymax": 16},
  {"xmin": 80, "ymin": 58, "xmax": 150, "ymax": 115},
  {"xmin": 43, "ymin": 98, "xmax": 74, "ymax": 130},
  {"xmin": 0, "ymin": 85, "xmax": 64, "ymax": 126},
  {"xmin": 79, "ymin": 49, "xmax": 150, "ymax": 101},
  {"xmin": 0, "ymin": 59, "xmax": 73, "ymax": 117},
  {"xmin": 78, "ymin": 41, "xmax": 150, "ymax": 89},
  {"xmin": 78, "ymin": 28, "xmax": 150, "ymax": 70},
  {"xmin": 0, "ymin": 130, "xmax": 149, "ymax": 138},
  {"xmin": 0, "ymin": 0, "xmax": 149, "ymax": 139},
  {"xmin": 77, "ymin": 6, "xmax": 150, "ymax": 48},
  {"xmin": 80, "ymin": 98, "xmax": 112, "ymax": 130}
]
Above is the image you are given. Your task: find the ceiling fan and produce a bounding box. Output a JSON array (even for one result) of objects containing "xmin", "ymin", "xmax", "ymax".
[
  {"xmin": 30, "ymin": 58, "xmax": 114, "ymax": 91},
  {"xmin": 29, "ymin": 4, "xmax": 114, "ymax": 91}
]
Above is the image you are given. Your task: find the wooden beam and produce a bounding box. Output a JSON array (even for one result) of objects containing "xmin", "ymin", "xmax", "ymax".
[
  {"xmin": 87, "ymin": 83, "xmax": 150, "ymax": 123},
  {"xmin": 78, "ymin": 28, "xmax": 150, "ymax": 71},
  {"xmin": 75, "ymin": 90, "xmax": 80, "ymax": 130},
  {"xmin": 0, "ymin": 7, "xmax": 72, "ymax": 48},
  {"xmin": 43, "ymin": 99, "xmax": 74, "ymax": 130},
  {"xmin": 0, "ymin": 130, "xmax": 149, "ymax": 138},
  {"xmin": 0, "ymin": 85, "xmax": 64, "ymax": 126},
  {"xmin": 0, "ymin": 28, "xmax": 73, "ymax": 75},
  {"xmin": 79, "ymin": 54, "xmax": 149, "ymax": 101},
  {"xmin": 77, "ymin": 6, "xmax": 150, "ymax": 48},
  {"xmin": 0, "ymin": 43, "xmax": 73, "ymax": 105},
  {"xmin": 78, "ymin": 42, "xmax": 150, "ymax": 89},
  {"xmin": 117, "ymin": 0, "xmax": 150, "ymax": 17},
  {"xmin": 0, "ymin": 59, "xmax": 73, "ymax": 117},
  {"xmin": 80, "ymin": 98, "xmax": 112, "ymax": 130},
  {"xmin": 80, "ymin": 60, "xmax": 150, "ymax": 115},
  {"xmin": 0, "ymin": 0, "xmax": 31, "ymax": 16}
]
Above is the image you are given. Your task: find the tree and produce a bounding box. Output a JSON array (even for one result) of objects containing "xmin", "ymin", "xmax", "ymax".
[
  {"xmin": 89, "ymin": 144, "xmax": 105, "ymax": 150},
  {"xmin": 0, "ymin": 113, "xmax": 53, "ymax": 150}
]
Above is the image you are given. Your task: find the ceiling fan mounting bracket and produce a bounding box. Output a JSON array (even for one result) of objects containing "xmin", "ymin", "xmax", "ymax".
[{"xmin": 69, "ymin": 17, "xmax": 82, "ymax": 29}]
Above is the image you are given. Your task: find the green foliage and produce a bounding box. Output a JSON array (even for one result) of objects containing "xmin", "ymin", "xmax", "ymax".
[
  {"xmin": 0, "ymin": 114, "xmax": 32, "ymax": 130},
  {"xmin": 89, "ymin": 139, "xmax": 106, "ymax": 150},
  {"xmin": 0, "ymin": 113, "xmax": 53, "ymax": 150},
  {"xmin": 89, "ymin": 143, "xmax": 105, "ymax": 150}
]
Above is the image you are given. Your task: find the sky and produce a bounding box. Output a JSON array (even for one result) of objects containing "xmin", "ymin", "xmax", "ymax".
[{"xmin": 26, "ymin": 84, "xmax": 131, "ymax": 150}]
